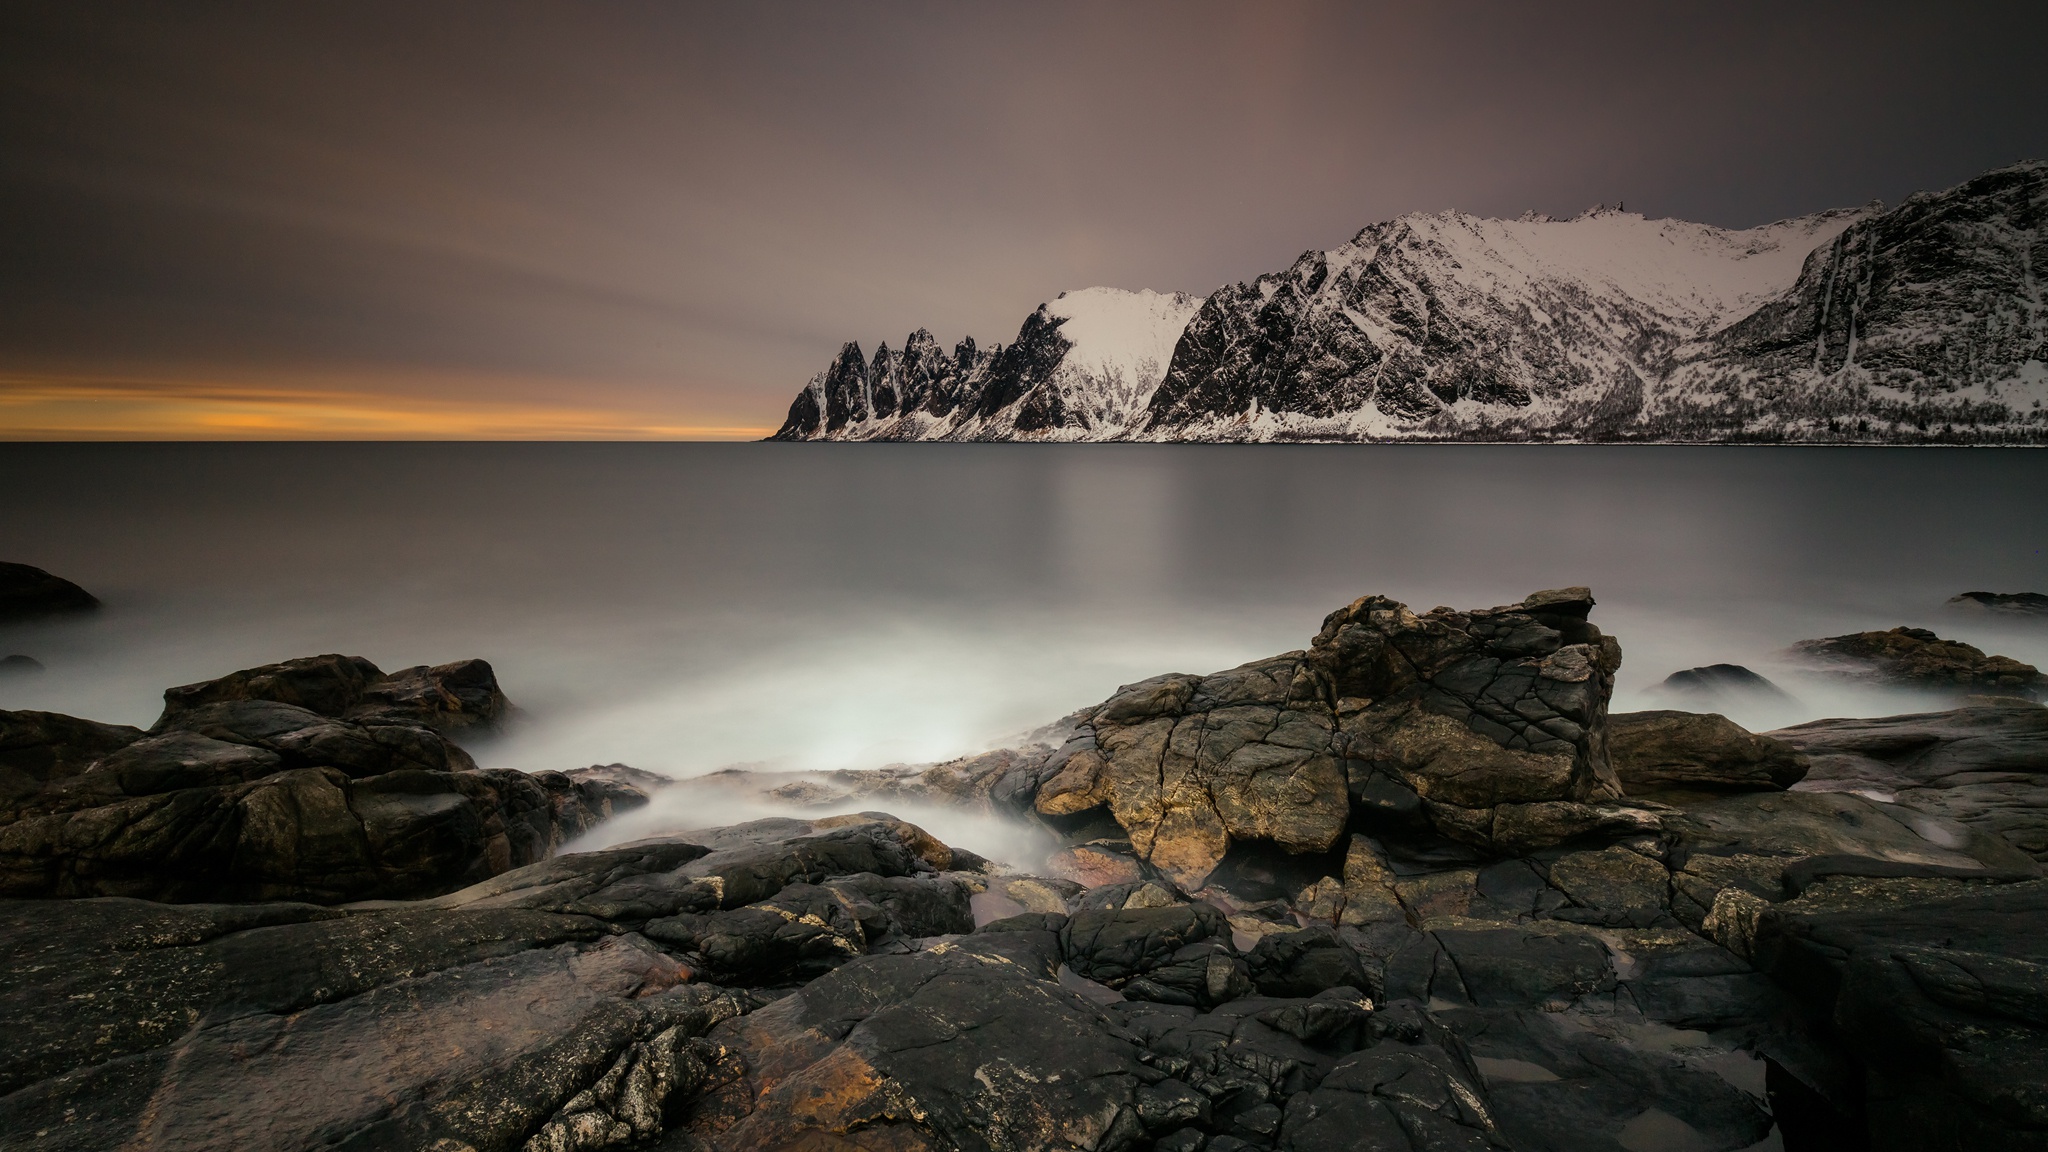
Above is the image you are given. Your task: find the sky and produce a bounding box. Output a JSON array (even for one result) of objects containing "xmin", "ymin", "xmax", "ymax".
[{"xmin": 2, "ymin": 1, "xmax": 2044, "ymax": 440}]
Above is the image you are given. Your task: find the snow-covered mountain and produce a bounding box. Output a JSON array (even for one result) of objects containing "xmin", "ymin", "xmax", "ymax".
[
  {"xmin": 770, "ymin": 288, "xmax": 1201, "ymax": 441},
  {"xmin": 771, "ymin": 161, "xmax": 2048, "ymax": 443}
]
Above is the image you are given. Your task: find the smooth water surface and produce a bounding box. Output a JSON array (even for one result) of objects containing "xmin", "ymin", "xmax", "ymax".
[{"xmin": 3, "ymin": 444, "xmax": 2045, "ymax": 782}]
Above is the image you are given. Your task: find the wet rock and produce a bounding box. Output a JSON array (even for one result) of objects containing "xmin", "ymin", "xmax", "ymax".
[
  {"xmin": 1246, "ymin": 926, "xmax": 1374, "ymax": 999},
  {"xmin": 643, "ymin": 872, "xmax": 973, "ymax": 983},
  {"xmin": 1273, "ymin": 1021, "xmax": 1506, "ymax": 1151},
  {"xmin": 684, "ymin": 931, "xmax": 1152, "ymax": 1151},
  {"xmin": 1443, "ymin": 1008, "xmax": 1773, "ymax": 1152},
  {"xmin": 0, "ymin": 562, "xmax": 99, "ymax": 622},
  {"xmin": 1543, "ymin": 844, "xmax": 1672, "ymax": 926},
  {"xmin": 1949, "ymin": 590, "xmax": 2048, "ymax": 615},
  {"xmin": 1772, "ymin": 699, "xmax": 2048, "ymax": 861},
  {"xmin": 1660, "ymin": 787, "xmax": 2039, "ymax": 964},
  {"xmin": 1063, "ymin": 901, "xmax": 1234, "ymax": 989},
  {"xmin": 0, "ymin": 815, "xmax": 995, "ymax": 1152},
  {"xmin": 1608, "ymin": 709, "xmax": 1809, "ymax": 795},
  {"xmin": 1792, "ymin": 626, "xmax": 2046, "ymax": 700},
  {"xmin": 1046, "ymin": 838, "xmax": 1147, "ymax": 887}
]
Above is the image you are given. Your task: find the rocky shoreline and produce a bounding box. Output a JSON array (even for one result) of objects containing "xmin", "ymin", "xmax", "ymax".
[{"xmin": 3, "ymin": 588, "xmax": 2045, "ymax": 1150}]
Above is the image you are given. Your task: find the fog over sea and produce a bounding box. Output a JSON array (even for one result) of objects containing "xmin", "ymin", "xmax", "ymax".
[{"xmin": 4, "ymin": 444, "xmax": 2045, "ymax": 849}]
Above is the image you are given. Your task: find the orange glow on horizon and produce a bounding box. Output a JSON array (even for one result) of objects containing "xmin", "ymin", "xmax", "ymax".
[{"xmin": 0, "ymin": 371, "xmax": 774, "ymax": 440}]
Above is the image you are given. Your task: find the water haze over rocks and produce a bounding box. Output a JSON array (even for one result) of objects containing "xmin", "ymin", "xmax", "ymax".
[{"xmin": 3, "ymin": 442, "xmax": 2045, "ymax": 864}]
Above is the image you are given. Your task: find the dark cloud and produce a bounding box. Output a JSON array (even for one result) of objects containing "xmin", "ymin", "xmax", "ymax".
[{"xmin": 2, "ymin": 0, "xmax": 2043, "ymax": 434}]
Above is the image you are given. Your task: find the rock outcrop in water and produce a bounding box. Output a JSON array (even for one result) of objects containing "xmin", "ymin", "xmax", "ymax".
[
  {"xmin": 1791, "ymin": 626, "xmax": 2047, "ymax": 700},
  {"xmin": 0, "ymin": 562, "xmax": 99, "ymax": 621},
  {"xmin": 0, "ymin": 655, "xmax": 635, "ymax": 902},
  {"xmin": 1949, "ymin": 590, "xmax": 2048, "ymax": 615},
  {"xmin": 4, "ymin": 593, "xmax": 2048, "ymax": 1151}
]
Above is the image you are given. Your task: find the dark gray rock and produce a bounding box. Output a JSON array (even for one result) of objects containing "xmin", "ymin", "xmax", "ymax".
[
  {"xmin": 1608, "ymin": 709, "xmax": 1809, "ymax": 796},
  {"xmin": 0, "ymin": 709, "xmax": 143, "ymax": 819},
  {"xmin": 1751, "ymin": 876, "xmax": 2048, "ymax": 1152},
  {"xmin": 1442, "ymin": 1008, "xmax": 1773, "ymax": 1152},
  {"xmin": 1772, "ymin": 699, "xmax": 2048, "ymax": 861},
  {"xmin": 0, "ymin": 562, "xmax": 98, "ymax": 621},
  {"xmin": 1063, "ymin": 902, "xmax": 1234, "ymax": 989},
  {"xmin": 1246, "ymin": 926, "xmax": 1372, "ymax": 999},
  {"xmin": 0, "ymin": 815, "xmax": 987, "ymax": 1152}
]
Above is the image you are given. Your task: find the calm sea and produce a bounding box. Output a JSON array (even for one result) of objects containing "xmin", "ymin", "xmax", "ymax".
[{"xmin": 4, "ymin": 444, "xmax": 2045, "ymax": 782}]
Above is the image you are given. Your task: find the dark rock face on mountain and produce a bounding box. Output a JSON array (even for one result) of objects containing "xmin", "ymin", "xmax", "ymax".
[
  {"xmin": 0, "ymin": 562, "xmax": 99, "ymax": 621},
  {"xmin": 1792, "ymin": 626, "xmax": 2047, "ymax": 700},
  {"xmin": 1951, "ymin": 590, "xmax": 2048, "ymax": 615},
  {"xmin": 773, "ymin": 160, "xmax": 2048, "ymax": 443},
  {"xmin": 0, "ymin": 656, "xmax": 631, "ymax": 903},
  {"xmin": 1671, "ymin": 162, "xmax": 2048, "ymax": 442}
]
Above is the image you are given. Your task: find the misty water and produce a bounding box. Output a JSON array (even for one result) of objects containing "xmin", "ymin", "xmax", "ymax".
[{"xmin": 4, "ymin": 443, "xmax": 2046, "ymax": 859}]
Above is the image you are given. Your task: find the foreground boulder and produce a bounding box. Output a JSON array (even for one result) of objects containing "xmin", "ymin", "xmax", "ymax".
[
  {"xmin": 0, "ymin": 816, "xmax": 967, "ymax": 1152},
  {"xmin": 1792, "ymin": 626, "xmax": 2046, "ymax": 700},
  {"xmin": 0, "ymin": 656, "xmax": 626, "ymax": 902},
  {"xmin": 0, "ymin": 562, "xmax": 98, "ymax": 622},
  {"xmin": 1028, "ymin": 588, "xmax": 1637, "ymax": 888}
]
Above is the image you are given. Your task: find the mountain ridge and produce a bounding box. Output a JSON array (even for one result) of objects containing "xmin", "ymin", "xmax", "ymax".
[{"xmin": 771, "ymin": 161, "xmax": 2048, "ymax": 443}]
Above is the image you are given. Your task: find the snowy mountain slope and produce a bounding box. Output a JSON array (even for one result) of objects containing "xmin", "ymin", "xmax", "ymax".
[
  {"xmin": 1137, "ymin": 205, "xmax": 1870, "ymax": 440},
  {"xmin": 769, "ymin": 288, "xmax": 1200, "ymax": 441},
  {"xmin": 1651, "ymin": 162, "xmax": 2048, "ymax": 441},
  {"xmin": 770, "ymin": 161, "xmax": 2048, "ymax": 443}
]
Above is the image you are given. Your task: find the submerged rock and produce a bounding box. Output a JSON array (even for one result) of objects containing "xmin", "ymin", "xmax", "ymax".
[
  {"xmin": 1792, "ymin": 626, "xmax": 2046, "ymax": 700},
  {"xmin": 1644, "ymin": 663, "xmax": 1801, "ymax": 717},
  {"xmin": 0, "ymin": 562, "xmax": 99, "ymax": 622},
  {"xmin": 0, "ymin": 655, "xmax": 45, "ymax": 678},
  {"xmin": 1948, "ymin": 590, "xmax": 2048, "ymax": 615}
]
